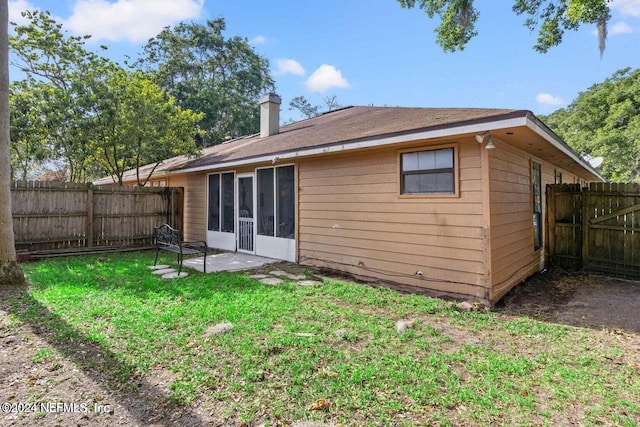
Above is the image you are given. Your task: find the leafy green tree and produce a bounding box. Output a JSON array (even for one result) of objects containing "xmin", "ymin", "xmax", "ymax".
[
  {"xmin": 289, "ymin": 96, "xmax": 320, "ymax": 119},
  {"xmin": 82, "ymin": 67, "xmax": 203, "ymax": 186},
  {"xmin": 138, "ymin": 18, "xmax": 274, "ymax": 144},
  {"xmin": 10, "ymin": 10, "xmax": 110, "ymax": 181},
  {"xmin": 397, "ymin": 0, "xmax": 611, "ymax": 55},
  {"xmin": 10, "ymin": 11, "xmax": 204, "ymax": 184},
  {"xmin": 543, "ymin": 68, "xmax": 640, "ymax": 182},
  {"xmin": 0, "ymin": 0, "xmax": 26, "ymax": 285},
  {"xmin": 289, "ymin": 95, "xmax": 342, "ymax": 119},
  {"xmin": 9, "ymin": 80, "xmax": 53, "ymax": 180}
]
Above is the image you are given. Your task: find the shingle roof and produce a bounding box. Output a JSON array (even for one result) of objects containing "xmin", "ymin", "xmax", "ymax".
[
  {"xmin": 93, "ymin": 106, "xmax": 544, "ymax": 184},
  {"xmin": 182, "ymin": 106, "xmax": 523, "ymax": 170}
]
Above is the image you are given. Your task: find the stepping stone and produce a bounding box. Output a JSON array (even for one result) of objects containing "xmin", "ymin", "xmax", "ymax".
[
  {"xmin": 249, "ymin": 274, "xmax": 269, "ymax": 279},
  {"xmin": 162, "ymin": 272, "xmax": 189, "ymax": 279},
  {"xmin": 285, "ymin": 274, "xmax": 306, "ymax": 280},
  {"xmin": 148, "ymin": 264, "xmax": 171, "ymax": 270},
  {"xmin": 295, "ymin": 333, "xmax": 315, "ymax": 338},
  {"xmin": 269, "ymin": 270, "xmax": 290, "ymax": 277},
  {"xmin": 259, "ymin": 277, "xmax": 284, "ymax": 285},
  {"xmin": 269, "ymin": 270, "xmax": 306, "ymax": 280},
  {"xmin": 297, "ymin": 280, "xmax": 322, "ymax": 286},
  {"xmin": 152, "ymin": 268, "xmax": 176, "ymax": 275}
]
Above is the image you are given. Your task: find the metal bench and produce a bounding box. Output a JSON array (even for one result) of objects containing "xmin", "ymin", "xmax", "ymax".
[{"xmin": 153, "ymin": 224, "xmax": 207, "ymax": 274}]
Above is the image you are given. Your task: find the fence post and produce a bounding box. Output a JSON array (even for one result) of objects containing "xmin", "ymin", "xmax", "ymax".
[
  {"xmin": 581, "ymin": 184, "xmax": 590, "ymax": 269},
  {"xmin": 86, "ymin": 185, "xmax": 94, "ymax": 247},
  {"xmin": 547, "ymin": 184, "xmax": 556, "ymax": 264}
]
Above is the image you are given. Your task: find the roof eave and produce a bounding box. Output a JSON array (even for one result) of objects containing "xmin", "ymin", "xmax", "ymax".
[{"xmin": 525, "ymin": 113, "xmax": 606, "ymax": 182}]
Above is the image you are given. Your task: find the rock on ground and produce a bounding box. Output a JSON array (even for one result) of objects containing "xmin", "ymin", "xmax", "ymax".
[
  {"xmin": 396, "ymin": 319, "xmax": 415, "ymax": 334},
  {"xmin": 205, "ymin": 322, "xmax": 234, "ymax": 337}
]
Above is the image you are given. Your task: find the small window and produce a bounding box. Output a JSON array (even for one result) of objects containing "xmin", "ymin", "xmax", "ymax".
[
  {"xmin": 555, "ymin": 170, "xmax": 562, "ymax": 184},
  {"xmin": 401, "ymin": 147, "xmax": 455, "ymax": 194}
]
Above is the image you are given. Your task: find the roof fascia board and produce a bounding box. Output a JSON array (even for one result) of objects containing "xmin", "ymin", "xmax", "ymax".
[
  {"xmin": 176, "ymin": 117, "xmax": 528, "ymax": 175},
  {"xmin": 525, "ymin": 116, "xmax": 605, "ymax": 182}
]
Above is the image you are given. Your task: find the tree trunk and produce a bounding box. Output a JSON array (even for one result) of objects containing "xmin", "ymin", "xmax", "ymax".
[{"xmin": 0, "ymin": 0, "xmax": 26, "ymax": 286}]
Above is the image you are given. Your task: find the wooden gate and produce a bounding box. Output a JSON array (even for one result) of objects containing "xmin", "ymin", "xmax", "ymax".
[
  {"xmin": 548, "ymin": 182, "xmax": 640, "ymax": 277},
  {"xmin": 547, "ymin": 183, "xmax": 582, "ymax": 270}
]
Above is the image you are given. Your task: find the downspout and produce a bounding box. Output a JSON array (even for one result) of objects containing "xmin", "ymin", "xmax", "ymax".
[
  {"xmin": 295, "ymin": 160, "xmax": 300, "ymax": 263},
  {"xmin": 480, "ymin": 138, "xmax": 493, "ymax": 303}
]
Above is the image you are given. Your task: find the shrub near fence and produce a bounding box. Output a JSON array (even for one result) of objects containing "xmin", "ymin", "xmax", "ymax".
[{"xmin": 10, "ymin": 181, "xmax": 183, "ymax": 254}]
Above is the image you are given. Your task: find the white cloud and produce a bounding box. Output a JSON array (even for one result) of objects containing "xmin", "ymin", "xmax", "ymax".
[
  {"xmin": 591, "ymin": 20, "xmax": 635, "ymax": 36},
  {"xmin": 609, "ymin": 21, "xmax": 634, "ymax": 34},
  {"xmin": 8, "ymin": 0, "xmax": 38, "ymax": 25},
  {"xmin": 63, "ymin": 0, "xmax": 205, "ymax": 43},
  {"xmin": 536, "ymin": 93, "xmax": 565, "ymax": 106},
  {"xmin": 251, "ymin": 35, "xmax": 268, "ymax": 45},
  {"xmin": 611, "ymin": 0, "xmax": 640, "ymax": 18},
  {"xmin": 275, "ymin": 58, "xmax": 305, "ymax": 76},
  {"xmin": 305, "ymin": 64, "xmax": 350, "ymax": 93}
]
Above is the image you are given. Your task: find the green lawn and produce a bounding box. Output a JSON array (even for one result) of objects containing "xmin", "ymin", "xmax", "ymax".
[{"xmin": 3, "ymin": 251, "xmax": 639, "ymax": 426}]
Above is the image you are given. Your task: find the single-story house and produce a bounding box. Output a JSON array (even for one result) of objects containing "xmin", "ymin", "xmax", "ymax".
[{"xmin": 96, "ymin": 93, "xmax": 604, "ymax": 303}]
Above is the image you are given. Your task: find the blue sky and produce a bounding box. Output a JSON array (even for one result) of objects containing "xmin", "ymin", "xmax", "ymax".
[{"xmin": 9, "ymin": 0, "xmax": 640, "ymax": 123}]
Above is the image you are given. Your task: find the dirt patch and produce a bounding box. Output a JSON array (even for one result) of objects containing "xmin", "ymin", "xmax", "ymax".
[
  {"xmin": 0, "ymin": 286, "xmax": 214, "ymax": 427},
  {"xmin": 496, "ymin": 269, "xmax": 640, "ymax": 333},
  {"xmin": 265, "ymin": 262, "xmax": 640, "ymax": 335}
]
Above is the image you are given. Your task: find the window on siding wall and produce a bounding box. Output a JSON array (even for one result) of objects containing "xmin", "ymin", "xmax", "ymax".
[
  {"xmin": 555, "ymin": 170, "xmax": 562, "ymax": 184},
  {"xmin": 401, "ymin": 147, "xmax": 455, "ymax": 194},
  {"xmin": 207, "ymin": 172, "xmax": 235, "ymax": 233},
  {"xmin": 532, "ymin": 162, "xmax": 542, "ymax": 250},
  {"xmin": 257, "ymin": 165, "xmax": 295, "ymax": 239}
]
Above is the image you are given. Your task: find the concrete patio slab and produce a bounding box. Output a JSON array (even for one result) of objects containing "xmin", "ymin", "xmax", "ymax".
[{"xmin": 182, "ymin": 252, "xmax": 279, "ymax": 273}]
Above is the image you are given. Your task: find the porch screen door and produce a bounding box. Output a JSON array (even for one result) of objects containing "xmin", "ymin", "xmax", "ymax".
[{"xmin": 237, "ymin": 175, "xmax": 255, "ymax": 252}]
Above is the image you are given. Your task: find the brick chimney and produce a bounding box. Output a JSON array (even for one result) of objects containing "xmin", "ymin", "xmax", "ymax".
[{"xmin": 259, "ymin": 93, "xmax": 281, "ymax": 138}]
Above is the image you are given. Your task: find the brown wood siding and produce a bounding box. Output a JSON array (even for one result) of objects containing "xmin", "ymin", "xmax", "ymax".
[
  {"xmin": 488, "ymin": 142, "xmax": 579, "ymax": 301},
  {"xmin": 298, "ymin": 142, "xmax": 489, "ymax": 300},
  {"xmin": 169, "ymin": 173, "xmax": 207, "ymax": 241}
]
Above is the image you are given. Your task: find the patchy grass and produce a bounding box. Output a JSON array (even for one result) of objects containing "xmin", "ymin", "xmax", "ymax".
[{"xmin": 3, "ymin": 251, "xmax": 639, "ymax": 426}]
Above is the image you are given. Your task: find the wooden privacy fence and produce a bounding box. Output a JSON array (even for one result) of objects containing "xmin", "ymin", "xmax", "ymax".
[
  {"xmin": 548, "ymin": 182, "xmax": 640, "ymax": 277},
  {"xmin": 11, "ymin": 181, "xmax": 183, "ymax": 254}
]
